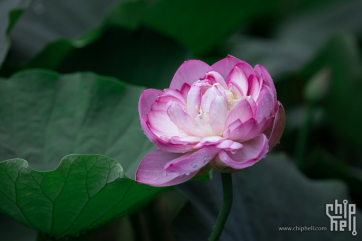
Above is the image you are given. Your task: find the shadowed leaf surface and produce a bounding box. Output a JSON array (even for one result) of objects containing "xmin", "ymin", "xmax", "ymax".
[
  {"xmin": 110, "ymin": 0, "xmax": 282, "ymax": 55},
  {"xmin": 58, "ymin": 27, "xmax": 189, "ymax": 90},
  {"xmin": 302, "ymin": 35, "xmax": 362, "ymax": 150},
  {"xmin": 8, "ymin": 0, "xmax": 282, "ymax": 63},
  {"xmin": 0, "ymin": 0, "xmax": 31, "ymax": 67},
  {"xmin": 0, "ymin": 70, "xmax": 155, "ymax": 176},
  {"xmin": 0, "ymin": 211, "xmax": 37, "ymax": 241},
  {"xmin": 9, "ymin": 0, "xmax": 125, "ymax": 61},
  {"xmin": 0, "ymin": 70, "xmax": 167, "ymax": 237},
  {"xmin": 172, "ymin": 154, "xmax": 362, "ymax": 241}
]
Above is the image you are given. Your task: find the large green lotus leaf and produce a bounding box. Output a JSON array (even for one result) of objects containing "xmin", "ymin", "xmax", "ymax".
[
  {"xmin": 0, "ymin": 155, "xmax": 161, "ymax": 238},
  {"xmin": 0, "ymin": 0, "xmax": 31, "ymax": 67},
  {"xmin": 0, "ymin": 70, "xmax": 156, "ymax": 176},
  {"xmin": 0, "ymin": 70, "xmax": 165, "ymax": 237},
  {"xmin": 172, "ymin": 153, "xmax": 362, "ymax": 240}
]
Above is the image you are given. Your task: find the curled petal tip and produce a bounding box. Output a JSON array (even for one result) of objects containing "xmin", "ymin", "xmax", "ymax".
[
  {"xmin": 210, "ymin": 134, "xmax": 268, "ymax": 173},
  {"xmin": 268, "ymin": 102, "xmax": 285, "ymax": 151},
  {"xmin": 209, "ymin": 153, "xmax": 242, "ymax": 173}
]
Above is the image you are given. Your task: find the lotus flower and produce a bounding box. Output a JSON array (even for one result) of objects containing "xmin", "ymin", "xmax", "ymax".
[{"xmin": 136, "ymin": 55, "xmax": 285, "ymax": 187}]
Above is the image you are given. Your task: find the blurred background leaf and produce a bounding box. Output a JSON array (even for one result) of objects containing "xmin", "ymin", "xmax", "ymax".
[
  {"xmin": 173, "ymin": 154, "xmax": 362, "ymax": 240},
  {"xmin": 57, "ymin": 27, "xmax": 190, "ymax": 89},
  {"xmin": 307, "ymin": 35, "xmax": 362, "ymax": 152},
  {"xmin": 7, "ymin": 0, "xmax": 128, "ymax": 62},
  {"xmin": 5, "ymin": 0, "xmax": 286, "ymax": 65},
  {"xmin": 0, "ymin": 212, "xmax": 37, "ymax": 241},
  {"xmin": 276, "ymin": 0, "xmax": 362, "ymax": 56},
  {"xmin": 109, "ymin": 0, "xmax": 285, "ymax": 55},
  {"xmin": 0, "ymin": 0, "xmax": 31, "ymax": 67},
  {"xmin": 227, "ymin": 0, "xmax": 362, "ymax": 79}
]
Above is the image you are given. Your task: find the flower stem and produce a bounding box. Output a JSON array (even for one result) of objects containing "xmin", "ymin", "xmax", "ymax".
[{"xmin": 208, "ymin": 173, "xmax": 233, "ymax": 241}]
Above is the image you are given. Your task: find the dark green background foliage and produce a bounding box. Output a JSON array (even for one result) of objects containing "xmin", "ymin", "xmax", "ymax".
[{"xmin": 0, "ymin": 0, "xmax": 362, "ymax": 240}]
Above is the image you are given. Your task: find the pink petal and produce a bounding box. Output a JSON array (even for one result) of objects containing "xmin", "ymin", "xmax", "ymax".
[
  {"xmin": 229, "ymin": 141, "xmax": 244, "ymax": 150},
  {"xmin": 170, "ymin": 60, "xmax": 211, "ymax": 90},
  {"xmin": 151, "ymin": 101, "xmax": 168, "ymax": 111},
  {"xmin": 245, "ymin": 117, "xmax": 273, "ymax": 142},
  {"xmin": 201, "ymin": 85, "xmax": 222, "ymax": 112},
  {"xmin": 209, "ymin": 96, "xmax": 228, "ymax": 135},
  {"xmin": 235, "ymin": 61, "xmax": 254, "ymax": 79},
  {"xmin": 170, "ymin": 136, "xmax": 202, "ymax": 145},
  {"xmin": 247, "ymin": 74, "xmax": 262, "ymax": 101},
  {"xmin": 210, "ymin": 134, "xmax": 269, "ymax": 172},
  {"xmin": 228, "ymin": 82, "xmax": 243, "ymax": 99},
  {"xmin": 211, "ymin": 55, "xmax": 242, "ymax": 80},
  {"xmin": 223, "ymin": 120, "xmax": 242, "ymax": 138},
  {"xmin": 158, "ymin": 95, "xmax": 185, "ymax": 107},
  {"xmin": 162, "ymin": 89, "xmax": 186, "ymax": 103},
  {"xmin": 216, "ymin": 140, "xmax": 233, "ymax": 149},
  {"xmin": 148, "ymin": 110, "xmax": 181, "ymax": 136},
  {"xmin": 255, "ymin": 85, "xmax": 275, "ymax": 123},
  {"xmin": 136, "ymin": 150, "xmax": 199, "ymax": 187},
  {"xmin": 195, "ymin": 80, "xmax": 213, "ymax": 95},
  {"xmin": 216, "ymin": 140, "xmax": 243, "ymax": 151},
  {"xmin": 139, "ymin": 89, "xmax": 162, "ymax": 119},
  {"xmin": 246, "ymin": 96, "xmax": 257, "ymax": 117},
  {"xmin": 180, "ymin": 83, "xmax": 191, "ymax": 100},
  {"xmin": 225, "ymin": 99, "xmax": 253, "ymax": 129},
  {"xmin": 226, "ymin": 66, "xmax": 248, "ymax": 96},
  {"xmin": 266, "ymin": 102, "xmax": 285, "ymax": 151},
  {"xmin": 164, "ymin": 147, "xmax": 220, "ymax": 174},
  {"xmin": 141, "ymin": 117, "xmax": 195, "ymax": 153},
  {"xmin": 194, "ymin": 118, "xmax": 215, "ymax": 137},
  {"xmin": 195, "ymin": 136, "xmax": 224, "ymax": 148},
  {"xmin": 228, "ymin": 118, "xmax": 257, "ymax": 142},
  {"xmin": 255, "ymin": 64, "xmax": 277, "ymax": 109},
  {"xmin": 228, "ymin": 119, "xmax": 242, "ymax": 132},
  {"xmin": 186, "ymin": 85, "xmax": 202, "ymax": 120},
  {"xmin": 167, "ymin": 102, "xmax": 196, "ymax": 136},
  {"xmin": 204, "ymin": 71, "xmax": 228, "ymax": 89}
]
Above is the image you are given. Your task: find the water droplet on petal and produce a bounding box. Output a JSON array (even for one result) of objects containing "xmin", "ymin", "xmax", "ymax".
[
  {"xmin": 162, "ymin": 172, "xmax": 167, "ymax": 177},
  {"xmin": 185, "ymin": 172, "xmax": 190, "ymax": 175},
  {"xmin": 231, "ymin": 150, "xmax": 237, "ymax": 154},
  {"xmin": 193, "ymin": 165, "xmax": 198, "ymax": 168}
]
